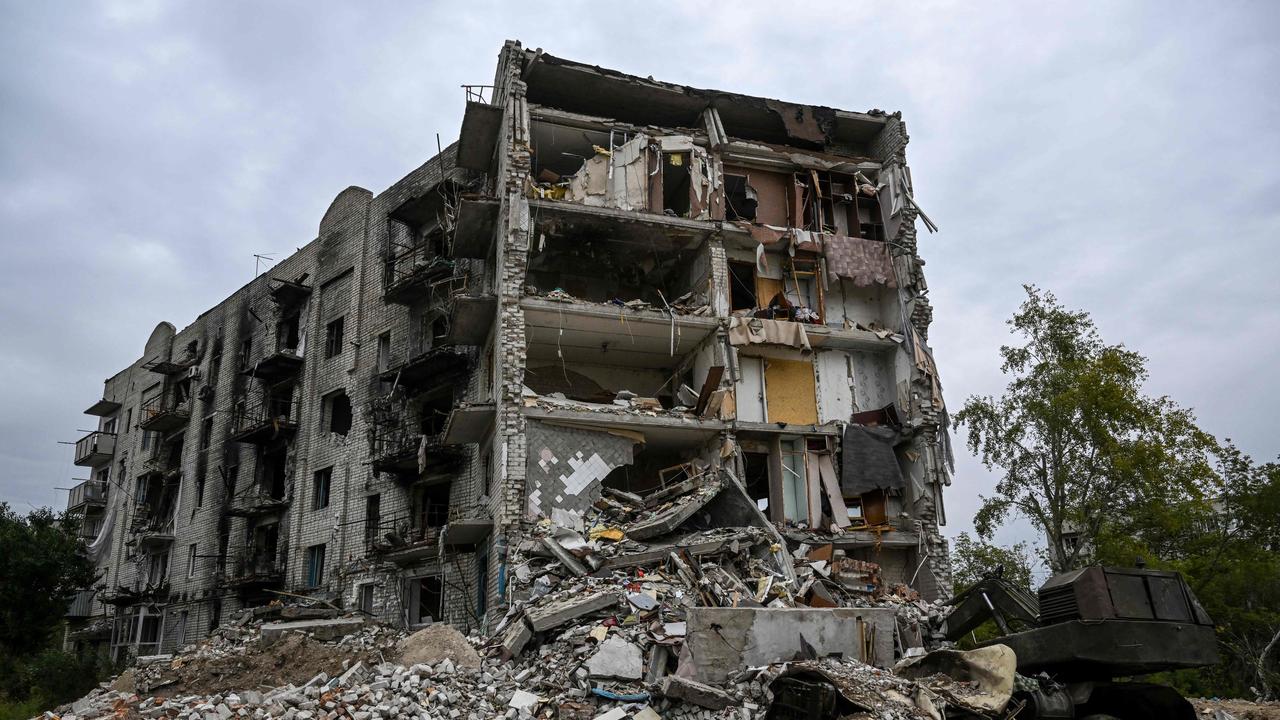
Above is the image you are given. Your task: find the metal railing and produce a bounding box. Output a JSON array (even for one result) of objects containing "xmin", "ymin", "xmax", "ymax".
[
  {"xmin": 217, "ymin": 545, "xmax": 288, "ymax": 585},
  {"xmin": 74, "ymin": 431, "xmax": 116, "ymax": 466},
  {"xmin": 140, "ymin": 393, "xmax": 192, "ymax": 427},
  {"xmin": 67, "ymin": 480, "xmax": 107, "ymax": 510},
  {"xmin": 230, "ymin": 396, "xmax": 299, "ymax": 436}
]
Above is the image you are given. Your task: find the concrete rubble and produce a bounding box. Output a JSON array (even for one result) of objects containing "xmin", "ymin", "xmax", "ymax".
[{"xmin": 44, "ymin": 474, "xmax": 1009, "ymax": 720}]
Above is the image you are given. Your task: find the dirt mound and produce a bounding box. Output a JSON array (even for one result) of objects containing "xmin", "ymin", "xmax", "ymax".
[
  {"xmin": 143, "ymin": 633, "xmax": 370, "ymax": 696},
  {"xmin": 398, "ymin": 623, "xmax": 481, "ymax": 668},
  {"xmin": 1193, "ymin": 698, "xmax": 1280, "ymax": 720}
]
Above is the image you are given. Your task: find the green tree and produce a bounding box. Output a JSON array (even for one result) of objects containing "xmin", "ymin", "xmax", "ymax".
[
  {"xmin": 955, "ymin": 286, "xmax": 1218, "ymax": 572},
  {"xmin": 0, "ymin": 504, "xmax": 96, "ymax": 658},
  {"xmin": 0, "ymin": 503, "xmax": 98, "ymax": 706},
  {"xmin": 949, "ymin": 532, "xmax": 1035, "ymax": 594}
]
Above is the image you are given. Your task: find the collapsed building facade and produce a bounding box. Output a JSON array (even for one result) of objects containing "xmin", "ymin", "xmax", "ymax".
[{"xmin": 63, "ymin": 40, "xmax": 955, "ymax": 662}]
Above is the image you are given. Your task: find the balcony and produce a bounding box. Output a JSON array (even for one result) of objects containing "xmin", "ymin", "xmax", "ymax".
[
  {"xmin": 238, "ymin": 348, "xmax": 305, "ymax": 382},
  {"xmin": 369, "ymin": 430, "xmax": 465, "ymax": 479},
  {"xmin": 368, "ymin": 510, "xmax": 448, "ymax": 564},
  {"xmin": 268, "ymin": 277, "xmax": 312, "ymax": 307},
  {"xmin": 229, "ymin": 397, "xmax": 299, "ymax": 445},
  {"xmin": 139, "ymin": 395, "xmax": 192, "ymax": 433},
  {"xmin": 85, "ymin": 398, "xmax": 122, "ymax": 416},
  {"xmin": 378, "ymin": 344, "xmax": 474, "ymax": 394},
  {"xmin": 223, "ymin": 492, "xmax": 290, "ymax": 518},
  {"xmin": 129, "ymin": 510, "xmax": 175, "ymax": 548},
  {"xmin": 217, "ymin": 548, "xmax": 286, "ymax": 589},
  {"xmin": 384, "ymin": 246, "xmax": 456, "ymax": 306},
  {"xmin": 67, "ymin": 480, "xmax": 107, "ymax": 513},
  {"xmin": 73, "ymin": 431, "xmax": 116, "ymax": 467}
]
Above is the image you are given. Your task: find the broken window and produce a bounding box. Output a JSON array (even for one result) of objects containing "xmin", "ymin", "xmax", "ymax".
[
  {"xmin": 660, "ymin": 152, "xmax": 691, "ymax": 216},
  {"xmin": 376, "ymin": 332, "xmax": 392, "ymax": 373},
  {"xmin": 187, "ymin": 543, "xmax": 197, "ymax": 578},
  {"xmin": 742, "ymin": 451, "xmax": 771, "ymax": 513},
  {"xmin": 724, "ymin": 173, "xmax": 757, "ymax": 221},
  {"xmin": 728, "ymin": 261, "xmax": 758, "ymax": 311},
  {"xmin": 277, "ymin": 313, "xmax": 301, "ymax": 353},
  {"xmin": 408, "ymin": 575, "xmax": 444, "ymax": 626},
  {"xmin": 364, "ymin": 494, "xmax": 380, "ymax": 547},
  {"xmin": 312, "ymin": 467, "xmax": 332, "ymax": 510},
  {"xmin": 411, "ymin": 482, "xmax": 450, "ymax": 530},
  {"xmin": 359, "ymin": 584, "xmax": 375, "ymax": 614},
  {"xmin": 323, "ymin": 390, "xmax": 352, "ymax": 436},
  {"xmin": 305, "ymin": 543, "xmax": 326, "ymax": 587},
  {"xmin": 324, "ymin": 317, "xmax": 345, "ymax": 358},
  {"xmin": 259, "ymin": 446, "xmax": 287, "ymax": 500}
]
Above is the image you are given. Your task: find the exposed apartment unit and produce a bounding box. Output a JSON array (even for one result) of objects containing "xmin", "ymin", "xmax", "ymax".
[{"xmin": 63, "ymin": 41, "xmax": 954, "ymax": 661}]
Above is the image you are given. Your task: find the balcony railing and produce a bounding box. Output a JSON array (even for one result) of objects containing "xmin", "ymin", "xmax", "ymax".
[
  {"xmin": 217, "ymin": 546, "xmax": 287, "ymax": 588},
  {"xmin": 384, "ymin": 245, "xmax": 456, "ymax": 305},
  {"xmin": 229, "ymin": 397, "xmax": 299, "ymax": 444},
  {"xmin": 139, "ymin": 394, "xmax": 192, "ymax": 433},
  {"xmin": 67, "ymin": 480, "xmax": 107, "ymax": 512},
  {"xmin": 238, "ymin": 345, "xmax": 305, "ymax": 382},
  {"xmin": 74, "ymin": 431, "xmax": 116, "ymax": 467}
]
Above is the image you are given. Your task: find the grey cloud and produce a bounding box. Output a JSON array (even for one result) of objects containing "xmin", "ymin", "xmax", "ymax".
[{"xmin": 2, "ymin": 2, "xmax": 1276, "ymax": 553}]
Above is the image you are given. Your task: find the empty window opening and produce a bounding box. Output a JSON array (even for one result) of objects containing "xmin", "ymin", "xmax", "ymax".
[
  {"xmin": 418, "ymin": 393, "xmax": 452, "ymax": 437},
  {"xmin": 364, "ymin": 494, "xmax": 381, "ymax": 547},
  {"xmin": 412, "ymin": 482, "xmax": 451, "ymax": 530},
  {"xmin": 724, "ymin": 174, "xmax": 757, "ymax": 221},
  {"xmin": 662, "ymin": 153, "xmax": 691, "ymax": 217},
  {"xmin": 278, "ymin": 314, "xmax": 301, "ymax": 353},
  {"xmin": 324, "ymin": 390, "xmax": 352, "ymax": 436},
  {"xmin": 313, "ymin": 467, "xmax": 332, "ymax": 510},
  {"xmin": 187, "ymin": 543, "xmax": 198, "ymax": 578},
  {"xmin": 376, "ymin": 332, "xmax": 392, "ymax": 373},
  {"xmin": 742, "ymin": 452, "xmax": 771, "ymax": 513},
  {"xmin": 305, "ymin": 543, "xmax": 326, "ymax": 587},
  {"xmin": 409, "ymin": 575, "xmax": 444, "ymax": 626},
  {"xmin": 324, "ymin": 317, "xmax": 345, "ymax": 358},
  {"xmin": 260, "ymin": 446, "xmax": 287, "ymax": 500},
  {"xmin": 359, "ymin": 584, "xmax": 375, "ymax": 614},
  {"xmin": 728, "ymin": 261, "xmax": 758, "ymax": 311}
]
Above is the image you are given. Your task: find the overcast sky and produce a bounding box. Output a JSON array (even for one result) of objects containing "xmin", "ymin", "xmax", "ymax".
[{"xmin": 2, "ymin": 1, "xmax": 1277, "ymax": 555}]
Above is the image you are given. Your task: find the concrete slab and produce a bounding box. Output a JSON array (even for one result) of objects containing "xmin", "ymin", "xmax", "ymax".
[
  {"xmin": 525, "ymin": 591, "xmax": 617, "ymax": 633},
  {"xmin": 680, "ymin": 607, "xmax": 895, "ymax": 683},
  {"xmin": 259, "ymin": 617, "xmax": 367, "ymax": 644}
]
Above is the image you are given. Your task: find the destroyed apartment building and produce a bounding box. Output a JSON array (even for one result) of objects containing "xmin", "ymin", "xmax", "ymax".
[{"xmin": 62, "ymin": 40, "xmax": 955, "ymax": 666}]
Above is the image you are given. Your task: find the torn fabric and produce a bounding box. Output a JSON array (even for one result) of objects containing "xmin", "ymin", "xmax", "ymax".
[
  {"xmin": 727, "ymin": 316, "xmax": 811, "ymax": 352},
  {"xmin": 841, "ymin": 423, "xmax": 905, "ymax": 496},
  {"xmin": 822, "ymin": 234, "xmax": 896, "ymax": 288}
]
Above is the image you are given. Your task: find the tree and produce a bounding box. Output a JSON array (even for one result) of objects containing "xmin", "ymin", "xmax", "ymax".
[
  {"xmin": 949, "ymin": 532, "xmax": 1035, "ymax": 595},
  {"xmin": 1093, "ymin": 446, "xmax": 1280, "ymax": 699},
  {"xmin": 0, "ymin": 504, "xmax": 96, "ymax": 659},
  {"xmin": 955, "ymin": 286, "xmax": 1218, "ymax": 573}
]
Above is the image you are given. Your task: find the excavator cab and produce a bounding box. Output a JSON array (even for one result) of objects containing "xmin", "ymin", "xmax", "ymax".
[{"xmin": 943, "ymin": 565, "xmax": 1219, "ymax": 719}]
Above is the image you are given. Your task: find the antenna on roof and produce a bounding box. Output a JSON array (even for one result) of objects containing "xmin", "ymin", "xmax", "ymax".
[{"xmin": 254, "ymin": 253, "xmax": 277, "ymax": 279}]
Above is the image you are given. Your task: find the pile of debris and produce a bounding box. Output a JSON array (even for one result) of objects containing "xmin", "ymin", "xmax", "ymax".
[
  {"xmin": 47, "ymin": 470, "xmax": 1010, "ymax": 720},
  {"xmin": 55, "ymin": 608, "xmax": 1006, "ymax": 720}
]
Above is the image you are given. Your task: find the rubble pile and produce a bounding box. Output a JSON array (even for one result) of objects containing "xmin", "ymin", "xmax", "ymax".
[{"xmin": 47, "ymin": 473, "xmax": 996, "ymax": 720}]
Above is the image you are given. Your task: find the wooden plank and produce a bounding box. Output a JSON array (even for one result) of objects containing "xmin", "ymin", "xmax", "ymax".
[{"xmin": 694, "ymin": 365, "xmax": 725, "ymax": 416}]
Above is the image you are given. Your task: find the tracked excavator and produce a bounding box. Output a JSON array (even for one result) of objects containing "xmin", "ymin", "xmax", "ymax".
[{"xmin": 943, "ymin": 564, "xmax": 1219, "ymax": 719}]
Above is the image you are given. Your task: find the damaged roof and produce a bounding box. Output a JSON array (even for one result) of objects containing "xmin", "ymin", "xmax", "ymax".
[{"xmin": 520, "ymin": 46, "xmax": 891, "ymax": 153}]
